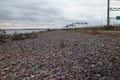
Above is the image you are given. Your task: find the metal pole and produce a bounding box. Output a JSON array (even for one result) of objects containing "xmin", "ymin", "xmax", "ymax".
[{"xmin": 107, "ymin": 0, "xmax": 110, "ymax": 26}]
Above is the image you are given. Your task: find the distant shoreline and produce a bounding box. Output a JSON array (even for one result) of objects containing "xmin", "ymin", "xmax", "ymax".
[
  {"xmin": 3, "ymin": 28, "xmax": 61, "ymax": 34},
  {"xmin": 3, "ymin": 28, "xmax": 61, "ymax": 30},
  {"xmin": 4, "ymin": 29, "xmax": 47, "ymax": 30}
]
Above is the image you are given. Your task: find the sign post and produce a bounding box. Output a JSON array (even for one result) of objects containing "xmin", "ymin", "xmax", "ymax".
[{"xmin": 107, "ymin": 0, "xmax": 110, "ymax": 26}]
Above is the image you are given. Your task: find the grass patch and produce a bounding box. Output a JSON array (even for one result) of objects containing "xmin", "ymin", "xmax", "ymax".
[
  {"xmin": 12, "ymin": 33, "xmax": 25, "ymax": 40},
  {"xmin": 0, "ymin": 35, "xmax": 6, "ymax": 44},
  {"xmin": 12, "ymin": 32, "xmax": 38, "ymax": 41},
  {"xmin": 63, "ymin": 26, "xmax": 120, "ymax": 37},
  {"xmin": 60, "ymin": 40, "xmax": 66, "ymax": 48},
  {"xmin": 0, "ymin": 29, "xmax": 38, "ymax": 45},
  {"xmin": 100, "ymin": 32, "xmax": 120, "ymax": 38},
  {"xmin": 0, "ymin": 29, "xmax": 7, "ymax": 45},
  {"xmin": 91, "ymin": 30, "xmax": 101, "ymax": 35},
  {"xmin": 64, "ymin": 26, "xmax": 120, "ymax": 31}
]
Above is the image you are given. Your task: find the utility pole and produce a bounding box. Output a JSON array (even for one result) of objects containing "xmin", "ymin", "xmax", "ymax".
[{"xmin": 107, "ymin": 0, "xmax": 110, "ymax": 26}]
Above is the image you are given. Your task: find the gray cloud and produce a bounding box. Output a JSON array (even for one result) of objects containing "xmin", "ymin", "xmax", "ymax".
[{"xmin": 0, "ymin": 0, "xmax": 120, "ymax": 29}]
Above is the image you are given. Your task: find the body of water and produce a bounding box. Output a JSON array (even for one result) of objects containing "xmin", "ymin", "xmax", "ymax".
[{"xmin": 5, "ymin": 29, "xmax": 46, "ymax": 35}]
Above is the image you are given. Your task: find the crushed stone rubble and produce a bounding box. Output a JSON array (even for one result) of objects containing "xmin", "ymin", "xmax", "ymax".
[{"xmin": 0, "ymin": 31, "xmax": 120, "ymax": 80}]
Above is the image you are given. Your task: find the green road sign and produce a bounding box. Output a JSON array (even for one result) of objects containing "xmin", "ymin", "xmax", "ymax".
[{"xmin": 116, "ymin": 16, "xmax": 120, "ymax": 20}]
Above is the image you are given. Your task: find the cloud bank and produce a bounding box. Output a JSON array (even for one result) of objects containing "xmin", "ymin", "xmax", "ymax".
[{"xmin": 0, "ymin": 0, "xmax": 120, "ymax": 29}]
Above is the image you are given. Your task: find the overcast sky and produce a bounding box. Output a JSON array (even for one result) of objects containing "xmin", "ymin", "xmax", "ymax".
[{"xmin": 0, "ymin": 0, "xmax": 120, "ymax": 29}]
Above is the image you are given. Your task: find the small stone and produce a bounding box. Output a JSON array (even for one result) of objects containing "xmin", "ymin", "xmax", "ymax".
[
  {"xmin": 90, "ymin": 64, "xmax": 95, "ymax": 68},
  {"xmin": 56, "ymin": 72, "xmax": 62, "ymax": 76},
  {"xmin": 31, "ymin": 75, "xmax": 35, "ymax": 78},
  {"xmin": 97, "ymin": 62, "xmax": 103, "ymax": 66},
  {"xmin": 85, "ymin": 75, "xmax": 92, "ymax": 80},
  {"xmin": 4, "ymin": 67, "xmax": 9, "ymax": 70},
  {"xmin": 96, "ymin": 74, "xmax": 101, "ymax": 78},
  {"xmin": 1, "ymin": 72, "xmax": 6, "ymax": 78},
  {"xmin": 84, "ymin": 59, "xmax": 89, "ymax": 62}
]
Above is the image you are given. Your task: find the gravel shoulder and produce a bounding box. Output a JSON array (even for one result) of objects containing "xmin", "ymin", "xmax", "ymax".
[{"xmin": 0, "ymin": 30, "xmax": 120, "ymax": 80}]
